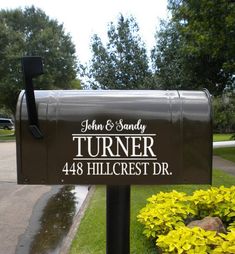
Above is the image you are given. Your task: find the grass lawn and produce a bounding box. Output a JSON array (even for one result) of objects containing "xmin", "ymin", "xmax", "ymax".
[
  {"xmin": 69, "ymin": 169, "xmax": 235, "ymax": 254},
  {"xmin": 213, "ymin": 133, "xmax": 234, "ymax": 142},
  {"xmin": 0, "ymin": 129, "xmax": 15, "ymax": 141},
  {"xmin": 213, "ymin": 147, "xmax": 235, "ymax": 163}
]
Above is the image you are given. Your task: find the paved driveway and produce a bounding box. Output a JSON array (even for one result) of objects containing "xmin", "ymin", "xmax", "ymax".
[
  {"xmin": 0, "ymin": 141, "xmax": 17, "ymax": 182},
  {"xmin": 0, "ymin": 142, "xmax": 51, "ymax": 254},
  {"xmin": 0, "ymin": 142, "xmax": 88, "ymax": 254}
]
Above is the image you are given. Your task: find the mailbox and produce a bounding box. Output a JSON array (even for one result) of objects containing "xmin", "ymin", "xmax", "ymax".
[{"xmin": 16, "ymin": 89, "xmax": 212, "ymax": 185}]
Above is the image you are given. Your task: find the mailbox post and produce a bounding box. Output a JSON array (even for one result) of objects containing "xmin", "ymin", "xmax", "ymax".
[
  {"xmin": 16, "ymin": 57, "xmax": 212, "ymax": 253},
  {"xmin": 107, "ymin": 186, "xmax": 130, "ymax": 254}
]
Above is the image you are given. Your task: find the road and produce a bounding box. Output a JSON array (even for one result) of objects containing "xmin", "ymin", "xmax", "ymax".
[{"xmin": 0, "ymin": 142, "xmax": 51, "ymax": 254}]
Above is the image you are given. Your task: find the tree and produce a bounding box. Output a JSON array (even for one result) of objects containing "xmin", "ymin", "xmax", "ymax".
[
  {"xmin": 0, "ymin": 6, "xmax": 78, "ymax": 114},
  {"xmin": 0, "ymin": 105, "xmax": 12, "ymax": 118},
  {"xmin": 151, "ymin": 21, "xmax": 192, "ymax": 90},
  {"xmin": 152, "ymin": 0, "xmax": 235, "ymax": 95},
  {"xmin": 83, "ymin": 15, "xmax": 155, "ymax": 89},
  {"xmin": 213, "ymin": 94, "xmax": 235, "ymax": 133}
]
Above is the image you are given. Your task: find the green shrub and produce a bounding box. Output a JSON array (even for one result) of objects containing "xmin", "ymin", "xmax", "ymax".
[
  {"xmin": 157, "ymin": 227, "xmax": 235, "ymax": 254},
  {"xmin": 156, "ymin": 226, "xmax": 222, "ymax": 254},
  {"xmin": 213, "ymin": 95, "xmax": 235, "ymax": 133},
  {"xmin": 138, "ymin": 186, "xmax": 235, "ymax": 253},
  {"xmin": 147, "ymin": 190, "xmax": 188, "ymax": 204},
  {"xmin": 213, "ymin": 230, "xmax": 235, "ymax": 253},
  {"xmin": 190, "ymin": 186, "xmax": 235, "ymax": 224},
  {"xmin": 228, "ymin": 221, "xmax": 235, "ymax": 231},
  {"xmin": 137, "ymin": 190, "xmax": 195, "ymax": 238}
]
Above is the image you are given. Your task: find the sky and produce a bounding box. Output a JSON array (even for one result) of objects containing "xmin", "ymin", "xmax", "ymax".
[{"xmin": 0, "ymin": 0, "xmax": 168, "ymax": 63}]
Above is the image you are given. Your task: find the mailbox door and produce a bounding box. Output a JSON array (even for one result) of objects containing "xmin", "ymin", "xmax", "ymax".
[{"xmin": 16, "ymin": 91, "xmax": 48, "ymax": 184}]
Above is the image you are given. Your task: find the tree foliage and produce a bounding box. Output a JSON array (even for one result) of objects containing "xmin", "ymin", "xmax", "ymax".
[
  {"xmin": 151, "ymin": 21, "xmax": 191, "ymax": 90},
  {"xmin": 153, "ymin": 0, "xmax": 235, "ymax": 95},
  {"xmin": 0, "ymin": 6, "xmax": 78, "ymax": 114},
  {"xmin": 83, "ymin": 15, "xmax": 155, "ymax": 89},
  {"xmin": 213, "ymin": 94, "xmax": 235, "ymax": 133}
]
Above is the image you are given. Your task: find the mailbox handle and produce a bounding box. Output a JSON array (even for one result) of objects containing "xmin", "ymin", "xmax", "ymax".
[{"xmin": 21, "ymin": 56, "xmax": 44, "ymax": 139}]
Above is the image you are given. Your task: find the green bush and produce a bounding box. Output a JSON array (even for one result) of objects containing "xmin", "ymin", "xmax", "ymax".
[
  {"xmin": 213, "ymin": 230, "xmax": 235, "ymax": 253},
  {"xmin": 138, "ymin": 187, "xmax": 235, "ymax": 253},
  {"xmin": 213, "ymin": 95, "xmax": 235, "ymax": 134},
  {"xmin": 137, "ymin": 191, "xmax": 195, "ymax": 237},
  {"xmin": 190, "ymin": 186, "xmax": 235, "ymax": 224},
  {"xmin": 228, "ymin": 221, "xmax": 235, "ymax": 231},
  {"xmin": 157, "ymin": 227, "xmax": 235, "ymax": 254},
  {"xmin": 157, "ymin": 226, "xmax": 222, "ymax": 254}
]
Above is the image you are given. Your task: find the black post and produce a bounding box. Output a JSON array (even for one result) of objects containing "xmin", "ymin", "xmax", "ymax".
[{"xmin": 106, "ymin": 185, "xmax": 130, "ymax": 254}]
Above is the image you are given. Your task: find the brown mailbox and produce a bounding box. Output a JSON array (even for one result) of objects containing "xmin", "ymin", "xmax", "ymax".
[{"xmin": 16, "ymin": 89, "xmax": 212, "ymax": 185}]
